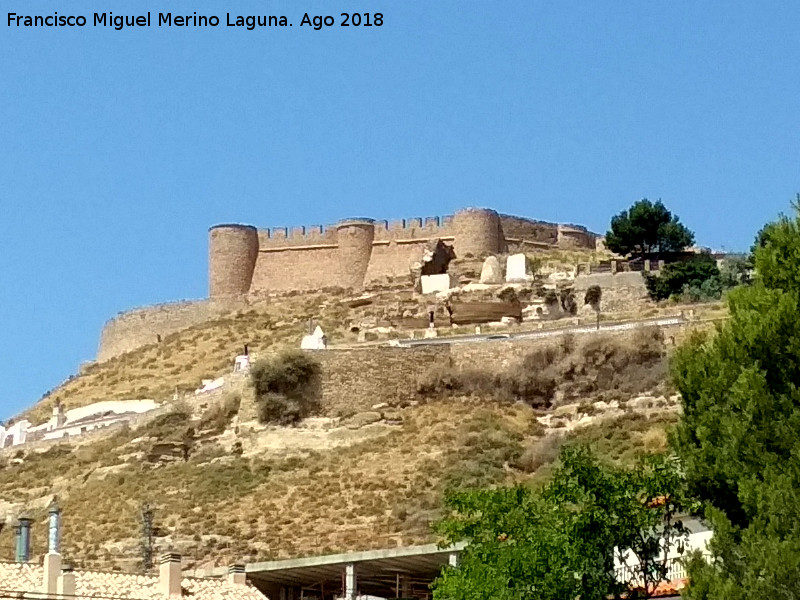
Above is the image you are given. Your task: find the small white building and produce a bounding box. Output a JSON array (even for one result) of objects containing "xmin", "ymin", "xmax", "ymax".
[
  {"xmin": 0, "ymin": 420, "xmax": 30, "ymax": 448},
  {"xmin": 301, "ymin": 326, "xmax": 328, "ymax": 350},
  {"xmin": 0, "ymin": 400, "xmax": 160, "ymax": 448}
]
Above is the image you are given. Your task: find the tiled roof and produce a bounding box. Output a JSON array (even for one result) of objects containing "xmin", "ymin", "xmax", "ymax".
[
  {"xmin": 651, "ymin": 578, "xmax": 687, "ymax": 597},
  {"xmin": 0, "ymin": 561, "xmax": 268, "ymax": 600}
]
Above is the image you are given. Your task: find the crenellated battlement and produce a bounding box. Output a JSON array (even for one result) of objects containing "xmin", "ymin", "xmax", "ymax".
[
  {"xmin": 254, "ymin": 214, "xmax": 458, "ymax": 248},
  {"xmin": 208, "ymin": 208, "xmax": 598, "ymax": 299},
  {"xmin": 94, "ymin": 207, "xmax": 599, "ymax": 362}
]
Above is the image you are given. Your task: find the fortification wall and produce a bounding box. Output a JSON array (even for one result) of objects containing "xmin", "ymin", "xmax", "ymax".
[
  {"xmin": 573, "ymin": 271, "xmax": 650, "ymax": 313},
  {"xmin": 573, "ymin": 271, "xmax": 646, "ymax": 291},
  {"xmin": 448, "ymin": 323, "xmax": 680, "ymax": 371},
  {"xmin": 99, "ymin": 208, "xmax": 599, "ymax": 361},
  {"xmin": 372, "ymin": 216, "xmax": 455, "ymax": 243},
  {"xmin": 313, "ymin": 346, "xmax": 451, "ymax": 416},
  {"xmin": 499, "ymin": 215, "xmax": 560, "ymax": 245},
  {"xmin": 256, "ymin": 225, "xmax": 337, "ymax": 248},
  {"xmin": 251, "ymin": 247, "xmax": 341, "ymax": 292},
  {"xmin": 363, "ymin": 241, "xmax": 428, "ymax": 283},
  {"xmin": 97, "ymin": 300, "xmax": 218, "ymax": 362},
  {"xmin": 208, "ymin": 225, "xmax": 259, "ymax": 298},
  {"xmin": 243, "ymin": 320, "xmax": 685, "ymax": 420},
  {"xmin": 209, "ymin": 208, "xmax": 598, "ymax": 299},
  {"xmin": 557, "ymin": 225, "xmax": 595, "ymax": 249}
]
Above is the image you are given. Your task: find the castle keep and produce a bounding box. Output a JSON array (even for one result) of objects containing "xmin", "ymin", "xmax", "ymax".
[
  {"xmin": 97, "ymin": 208, "xmax": 596, "ymax": 361},
  {"xmin": 209, "ymin": 208, "xmax": 596, "ymax": 297}
]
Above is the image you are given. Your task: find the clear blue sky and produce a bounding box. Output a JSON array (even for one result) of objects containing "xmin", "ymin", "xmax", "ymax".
[{"xmin": 1, "ymin": 1, "xmax": 798, "ymax": 419}]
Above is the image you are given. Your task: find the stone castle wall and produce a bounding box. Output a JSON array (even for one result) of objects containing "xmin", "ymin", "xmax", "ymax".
[
  {"xmin": 314, "ymin": 346, "xmax": 450, "ymax": 416},
  {"xmin": 210, "ymin": 208, "xmax": 597, "ymax": 298},
  {"xmin": 97, "ymin": 208, "xmax": 597, "ymax": 362},
  {"xmin": 238, "ymin": 320, "xmax": 690, "ymax": 420},
  {"xmin": 97, "ymin": 300, "xmax": 220, "ymax": 362}
]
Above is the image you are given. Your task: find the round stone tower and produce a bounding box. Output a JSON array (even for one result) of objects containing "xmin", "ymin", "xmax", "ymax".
[
  {"xmin": 452, "ymin": 208, "xmax": 503, "ymax": 258},
  {"xmin": 208, "ymin": 224, "xmax": 259, "ymax": 299},
  {"xmin": 336, "ymin": 219, "xmax": 375, "ymax": 290}
]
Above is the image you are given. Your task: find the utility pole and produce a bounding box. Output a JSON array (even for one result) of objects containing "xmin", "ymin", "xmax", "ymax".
[{"xmin": 140, "ymin": 503, "xmax": 154, "ymax": 573}]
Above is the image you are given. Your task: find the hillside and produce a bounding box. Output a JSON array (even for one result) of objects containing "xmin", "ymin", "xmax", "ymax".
[
  {"xmin": 0, "ymin": 321, "xmax": 697, "ymax": 572},
  {"xmin": 24, "ymin": 251, "xmax": 723, "ymax": 425},
  {"xmin": 0, "ymin": 394, "xmax": 679, "ymax": 572},
  {"xmin": 2, "ymin": 262, "xmax": 727, "ymax": 573}
]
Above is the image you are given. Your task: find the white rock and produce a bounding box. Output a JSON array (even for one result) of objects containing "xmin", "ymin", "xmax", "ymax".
[
  {"xmin": 301, "ymin": 326, "xmax": 328, "ymax": 349},
  {"xmin": 505, "ymin": 254, "xmax": 528, "ymax": 281},
  {"xmin": 421, "ymin": 273, "xmax": 452, "ymax": 294},
  {"xmin": 480, "ymin": 256, "xmax": 503, "ymax": 284}
]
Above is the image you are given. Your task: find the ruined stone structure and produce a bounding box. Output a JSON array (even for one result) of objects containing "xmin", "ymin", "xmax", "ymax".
[
  {"xmin": 97, "ymin": 208, "xmax": 596, "ymax": 362},
  {"xmin": 208, "ymin": 208, "xmax": 597, "ymax": 298}
]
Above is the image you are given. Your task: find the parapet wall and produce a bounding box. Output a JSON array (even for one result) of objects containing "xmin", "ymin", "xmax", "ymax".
[
  {"xmin": 97, "ymin": 300, "xmax": 221, "ymax": 362},
  {"xmin": 210, "ymin": 208, "xmax": 598, "ymax": 298},
  {"xmin": 251, "ymin": 320, "xmax": 688, "ymax": 417}
]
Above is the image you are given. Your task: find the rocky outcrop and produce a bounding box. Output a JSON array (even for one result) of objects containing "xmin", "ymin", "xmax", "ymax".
[{"xmin": 479, "ymin": 256, "xmax": 503, "ymax": 284}]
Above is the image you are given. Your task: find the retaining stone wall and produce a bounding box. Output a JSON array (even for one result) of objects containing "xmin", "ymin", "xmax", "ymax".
[{"xmin": 97, "ymin": 300, "xmax": 218, "ymax": 362}]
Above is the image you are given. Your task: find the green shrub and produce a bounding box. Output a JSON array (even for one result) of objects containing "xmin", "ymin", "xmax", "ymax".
[
  {"xmin": 559, "ymin": 289, "xmax": 578, "ymax": 315},
  {"xmin": 514, "ymin": 434, "xmax": 564, "ymax": 473},
  {"xmin": 644, "ymin": 254, "xmax": 721, "ymax": 301},
  {"xmin": 251, "ymin": 351, "xmax": 322, "ymax": 425},
  {"xmin": 584, "ymin": 285, "xmax": 602, "ymax": 310},
  {"xmin": 198, "ymin": 393, "xmax": 241, "ymax": 434}
]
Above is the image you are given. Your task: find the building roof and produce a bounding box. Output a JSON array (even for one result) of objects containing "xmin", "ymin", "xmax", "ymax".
[
  {"xmin": 0, "ymin": 561, "xmax": 268, "ymax": 600},
  {"xmin": 193, "ymin": 543, "xmax": 466, "ymax": 597}
]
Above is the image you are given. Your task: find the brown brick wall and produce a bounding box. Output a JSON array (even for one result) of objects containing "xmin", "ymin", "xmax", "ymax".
[
  {"xmin": 257, "ymin": 225, "xmax": 337, "ymax": 248},
  {"xmin": 336, "ymin": 220, "xmax": 375, "ymax": 290},
  {"xmin": 557, "ymin": 225, "xmax": 596, "ymax": 249},
  {"xmin": 251, "ymin": 247, "xmax": 341, "ymax": 292},
  {"xmin": 372, "ymin": 217, "xmax": 455, "ymax": 242},
  {"xmin": 499, "ymin": 215, "xmax": 560, "ymax": 245},
  {"xmin": 208, "ymin": 209, "xmax": 598, "ymax": 298},
  {"xmin": 452, "ymin": 208, "xmax": 504, "ymax": 257},
  {"xmin": 363, "ymin": 242, "xmax": 429, "ymax": 283}
]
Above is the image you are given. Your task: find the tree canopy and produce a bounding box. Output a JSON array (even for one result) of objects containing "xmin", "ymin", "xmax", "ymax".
[
  {"xmin": 432, "ymin": 446, "xmax": 686, "ymax": 600},
  {"xmin": 605, "ymin": 199, "xmax": 694, "ymax": 257},
  {"xmin": 672, "ymin": 206, "xmax": 800, "ymax": 599},
  {"xmin": 643, "ymin": 254, "xmax": 720, "ymax": 301}
]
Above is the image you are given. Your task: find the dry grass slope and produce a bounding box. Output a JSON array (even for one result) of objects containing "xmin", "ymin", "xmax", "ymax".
[
  {"xmin": 5, "ymin": 281, "xmax": 718, "ymax": 573},
  {"xmin": 0, "ymin": 398, "xmax": 677, "ymax": 572}
]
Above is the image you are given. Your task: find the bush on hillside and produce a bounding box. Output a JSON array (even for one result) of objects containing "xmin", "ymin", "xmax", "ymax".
[
  {"xmin": 417, "ymin": 329, "xmax": 667, "ymax": 407},
  {"xmin": 513, "ymin": 434, "xmax": 565, "ymax": 474},
  {"xmin": 198, "ymin": 393, "xmax": 241, "ymax": 434},
  {"xmin": 644, "ymin": 254, "xmax": 720, "ymax": 301},
  {"xmin": 251, "ymin": 351, "xmax": 322, "ymax": 425},
  {"xmin": 140, "ymin": 404, "xmax": 192, "ymax": 441}
]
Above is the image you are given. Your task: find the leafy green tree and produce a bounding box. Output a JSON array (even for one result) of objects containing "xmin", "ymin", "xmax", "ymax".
[
  {"xmin": 606, "ymin": 199, "xmax": 694, "ymax": 257},
  {"xmin": 643, "ymin": 254, "xmax": 720, "ymax": 301},
  {"xmin": 585, "ymin": 285, "xmax": 602, "ymax": 329},
  {"xmin": 671, "ymin": 206, "xmax": 800, "ymax": 599},
  {"xmin": 716, "ymin": 255, "xmax": 752, "ymax": 288},
  {"xmin": 432, "ymin": 446, "xmax": 687, "ymax": 600}
]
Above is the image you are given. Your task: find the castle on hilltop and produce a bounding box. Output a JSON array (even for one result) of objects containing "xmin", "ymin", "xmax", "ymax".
[
  {"xmin": 209, "ymin": 208, "xmax": 597, "ymax": 298},
  {"xmin": 96, "ymin": 208, "xmax": 597, "ymax": 361}
]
